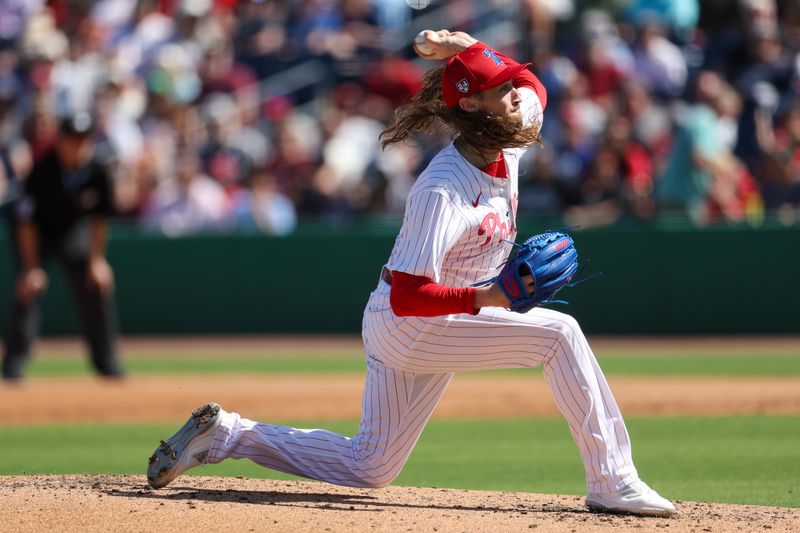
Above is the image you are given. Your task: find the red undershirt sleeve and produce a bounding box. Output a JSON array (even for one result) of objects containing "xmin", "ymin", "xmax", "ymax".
[{"xmin": 389, "ymin": 270, "xmax": 478, "ymax": 317}]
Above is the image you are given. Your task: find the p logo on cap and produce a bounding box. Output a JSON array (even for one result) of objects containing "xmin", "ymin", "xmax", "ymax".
[
  {"xmin": 441, "ymin": 43, "xmax": 530, "ymax": 108},
  {"xmin": 482, "ymin": 48, "xmax": 503, "ymax": 65}
]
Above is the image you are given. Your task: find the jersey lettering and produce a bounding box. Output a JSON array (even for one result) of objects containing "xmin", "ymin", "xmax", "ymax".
[{"xmin": 478, "ymin": 212, "xmax": 512, "ymax": 247}]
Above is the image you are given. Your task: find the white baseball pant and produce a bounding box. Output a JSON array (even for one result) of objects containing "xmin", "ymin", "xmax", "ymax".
[{"xmin": 206, "ymin": 302, "xmax": 639, "ymax": 495}]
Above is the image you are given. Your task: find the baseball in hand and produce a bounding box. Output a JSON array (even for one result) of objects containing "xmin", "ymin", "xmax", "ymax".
[{"xmin": 414, "ymin": 31, "xmax": 436, "ymax": 57}]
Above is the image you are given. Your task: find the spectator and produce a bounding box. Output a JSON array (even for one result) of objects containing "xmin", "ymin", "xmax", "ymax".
[
  {"xmin": 579, "ymin": 9, "xmax": 635, "ymax": 109},
  {"xmin": 631, "ymin": 20, "xmax": 688, "ymax": 98},
  {"xmin": 520, "ymin": 0, "xmax": 575, "ymax": 52},
  {"xmin": 228, "ymin": 167, "xmax": 297, "ymax": 235},
  {"xmin": 566, "ymin": 142, "xmax": 625, "ymax": 228},
  {"xmin": 318, "ymin": 97, "xmax": 385, "ymax": 212},
  {"xmin": 109, "ymin": 0, "xmax": 173, "ymax": 76},
  {"xmin": 702, "ymin": 0, "xmax": 779, "ymax": 83},
  {"xmin": 733, "ymin": 25, "xmax": 795, "ymax": 169},
  {"xmin": 618, "ymin": 80, "xmax": 672, "ymax": 163},
  {"xmin": 371, "ymin": 134, "xmax": 426, "ymax": 214},
  {"xmin": 198, "ymin": 94, "xmax": 255, "ymax": 191},
  {"xmin": 3, "ymin": 113, "xmax": 123, "ymax": 381},
  {"xmin": 517, "ymin": 144, "xmax": 572, "ymax": 217},
  {"xmin": 582, "ymin": 37, "xmax": 628, "ymax": 109},
  {"xmin": 657, "ymin": 71, "xmax": 760, "ymax": 224},
  {"xmin": 270, "ymin": 108, "xmax": 324, "ymax": 212},
  {"xmin": 551, "ymin": 72, "xmax": 604, "ymax": 202},
  {"xmin": 755, "ymin": 101, "xmax": 800, "ymax": 214},
  {"xmin": 234, "ymin": 3, "xmax": 295, "ymax": 81},
  {"xmin": 141, "ymin": 148, "xmax": 228, "ymax": 237},
  {"xmin": 605, "ymin": 113, "xmax": 657, "ymax": 220},
  {"xmin": 50, "ymin": 13, "xmax": 108, "ymax": 116}
]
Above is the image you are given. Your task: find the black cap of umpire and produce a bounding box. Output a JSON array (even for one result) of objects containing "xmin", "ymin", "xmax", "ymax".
[{"xmin": 59, "ymin": 112, "xmax": 95, "ymax": 137}]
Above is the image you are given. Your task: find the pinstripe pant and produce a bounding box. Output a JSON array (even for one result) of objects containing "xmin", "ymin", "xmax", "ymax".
[{"xmin": 206, "ymin": 284, "xmax": 639, "ymax": 494}]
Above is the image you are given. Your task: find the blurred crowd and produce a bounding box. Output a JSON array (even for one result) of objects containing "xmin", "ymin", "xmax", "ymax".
[
  {"xmin": 2, "ymin": 0, "xmax": 800, "ymax": 235},
  {"xmin": 521, "ymin": 0, "xmax": 800, "ymax": 227}
]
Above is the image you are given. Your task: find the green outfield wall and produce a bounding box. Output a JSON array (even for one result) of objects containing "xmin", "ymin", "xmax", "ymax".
[{"xmin": 0, "ymin": 219, "xmax": 797, "ymax": 335}]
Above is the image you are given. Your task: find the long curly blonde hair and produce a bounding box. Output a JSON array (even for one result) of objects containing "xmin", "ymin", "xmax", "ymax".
[{"xmin": 380, "ymin": 66, "xmax": 541, "ymax": 153}]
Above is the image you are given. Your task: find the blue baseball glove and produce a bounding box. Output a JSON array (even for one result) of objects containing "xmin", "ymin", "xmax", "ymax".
[{"xmin": 480, "ymin": 231, "xmax": 580, "ymax": 313}]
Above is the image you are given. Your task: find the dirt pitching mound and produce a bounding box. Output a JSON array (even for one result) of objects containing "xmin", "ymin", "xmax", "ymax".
[{"xmin": 2, "ymin": 475, "xmax": 797, "ymax": 532}]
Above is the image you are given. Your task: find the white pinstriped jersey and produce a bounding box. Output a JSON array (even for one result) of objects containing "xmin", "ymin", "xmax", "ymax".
[
  {"xmin": 363, "ymin": 86, "xmax": 545, "ymax": 370},
  {"xmin": 384, "ymin": 86, "xmax": 544, "ymax": 289}
]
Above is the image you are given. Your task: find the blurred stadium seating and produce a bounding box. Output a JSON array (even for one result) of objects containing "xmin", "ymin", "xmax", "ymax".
[{"xmin": 1, "ymin": 0, "xmax": 800, "ymax": 234}]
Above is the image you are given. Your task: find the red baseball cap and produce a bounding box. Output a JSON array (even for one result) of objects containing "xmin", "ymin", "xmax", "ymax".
[{"xmin": 441, "ymin": 43, "xmax": 531, "ymax": 108}]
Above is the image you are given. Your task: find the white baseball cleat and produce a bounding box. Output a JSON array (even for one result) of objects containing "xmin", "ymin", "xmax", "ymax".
[
  {"xmin": 147, "ymin": 402, "xmax": 222, "ymax": 489},
  {"xmin": 586, "ymin": 480, "xmax": 677, "ymax": 517}
]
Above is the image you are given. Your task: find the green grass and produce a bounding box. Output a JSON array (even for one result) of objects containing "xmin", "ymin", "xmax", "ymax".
[
  {"xmin": 25, "ymin": 352, "xmax": 800, "ymax": 377},
  {"xmin": 589, "ymin": 353, "xmax": 800, "ymax": 376},
  {"xmin": 2, "ymin": 416, "xmax": 798, "ymax": 508},
  {"xmin": 26, "ymin": 355, "xmax": 368, "ymax": 376}
]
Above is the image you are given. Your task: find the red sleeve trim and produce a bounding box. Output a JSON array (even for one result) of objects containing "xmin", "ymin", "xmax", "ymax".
[{"xmin": 389, "ymin": 271, "xmax": 478, "ymax": 317}]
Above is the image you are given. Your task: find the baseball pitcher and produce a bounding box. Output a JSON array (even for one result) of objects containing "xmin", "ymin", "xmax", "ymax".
[{"xmin": 146, "ymin": 30, "xmax": 676, "ymax": 517}]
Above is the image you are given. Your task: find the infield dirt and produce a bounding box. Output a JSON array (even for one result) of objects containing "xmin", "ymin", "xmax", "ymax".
[
  {"xmin": 5, "ymin": 336, "xmax": 800, "ymax": 424},
  {"xmin": 4, "ymin": 373, "xmax": 800, "ymax": 424},
  {"xmin": 1, "ymin": 475, "xmax": 798, "ymax": 533}
]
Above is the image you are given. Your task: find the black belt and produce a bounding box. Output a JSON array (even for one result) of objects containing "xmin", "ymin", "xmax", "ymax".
[{"xmin": 381, "ymin": 268, "xmax": 393, "ymax": 286}]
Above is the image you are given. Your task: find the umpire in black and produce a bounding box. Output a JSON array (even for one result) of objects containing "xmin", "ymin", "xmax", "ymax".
[{"xmin": 2, "ymin": 112, "xmax": 124, "ymax": 381}]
